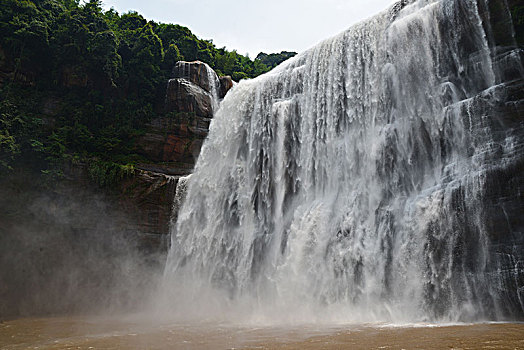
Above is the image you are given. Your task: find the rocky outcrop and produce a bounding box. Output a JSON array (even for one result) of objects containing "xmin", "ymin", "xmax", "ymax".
[
  {"xmin": 130, "ymin": 61, "xmax": 232, "ymax": 236},
  {"xmin": 136, "ymin": 113, "xmax": 209, "ymax": 172},
  {"xmin": 118, "ymin": 169, "xmax": 178, "ymax": 237},
  {"xmin": 172, "ymin": 60, "xmax": 219, "ymax": 94},
  {"xmin": 136, "ymin": 61, "xmax": 233, "ymax": 175}
]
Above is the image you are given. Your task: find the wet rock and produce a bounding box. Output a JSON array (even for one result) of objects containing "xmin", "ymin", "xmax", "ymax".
[
  {"xmin": 219, "ymin": 75, "xmax": 234, "ymax": 98},
  {"xmin": 145, "ymin": 63, "xmax": 225, "ymax": 174},
  {"xmin": 172, "ymin": 60, "xmax": 219, "ymax": 94}
]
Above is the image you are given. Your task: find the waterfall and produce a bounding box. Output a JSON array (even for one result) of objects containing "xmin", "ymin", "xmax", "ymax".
[
  {"xmin": 162, "ymin": 0, "xmax": 524, "ymax": 323},
  {"xmin": 206, "ymin": 66, "xmax": 220, "ymax": 113},
  {"xmin": 170, "ymin": 175, "xmax": 192, "ymax": 228}
]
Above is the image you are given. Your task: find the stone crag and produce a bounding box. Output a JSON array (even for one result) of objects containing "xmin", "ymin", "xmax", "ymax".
[{"xmin": 135, "ymin": 61, "xmax": 232, "ymax": 176}]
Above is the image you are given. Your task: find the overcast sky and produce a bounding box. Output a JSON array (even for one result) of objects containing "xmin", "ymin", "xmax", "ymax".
[{"xmin": 101, "ymin": 0, "xmax": 398, "ymax": 57}]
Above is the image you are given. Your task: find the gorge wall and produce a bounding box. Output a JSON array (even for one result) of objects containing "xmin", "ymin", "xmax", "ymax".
[{"xmin": 162, "ymin": 0, "xmax": 524, "ymax": 323}]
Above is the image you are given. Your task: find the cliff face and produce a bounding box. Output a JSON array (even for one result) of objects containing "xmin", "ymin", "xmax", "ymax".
[
  {"xmin": 115, "ymin": 62, "xmax": 231, "ymax": 241},
  {"xmin": 474, "ymin": 1, "xmax": 524, "ymax": 317},
  {"xmin": 118, "ymin": 61, "xmax": 233, "ymax": 237},
  {"xmin": 108, "ymin": 62, "xmax": 231, "ymax": 240}
]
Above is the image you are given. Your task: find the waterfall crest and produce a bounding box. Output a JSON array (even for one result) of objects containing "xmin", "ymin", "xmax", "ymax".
[{"xmin": 162, "ymin": 0, "xmax": 524, "ymax": 323}]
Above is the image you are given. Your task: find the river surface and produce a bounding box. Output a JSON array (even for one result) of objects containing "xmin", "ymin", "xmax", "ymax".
[{"xmin": 1, "ymin": 316, "xmax": 523, "ymax": 349}]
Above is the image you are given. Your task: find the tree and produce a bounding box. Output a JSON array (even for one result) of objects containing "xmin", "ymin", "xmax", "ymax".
[
  {"xmin": 125, "ymin": 23, "xmax": 163, "ymax": 98},
  {"xmin": 162, "ymin": 43, "xmax": 182, "ymax": 71}
]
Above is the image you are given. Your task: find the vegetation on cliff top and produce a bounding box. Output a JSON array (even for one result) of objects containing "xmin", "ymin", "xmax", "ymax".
[{"xmin": 0, "ymin": 0, "xmax": 296, "ymax": 181}]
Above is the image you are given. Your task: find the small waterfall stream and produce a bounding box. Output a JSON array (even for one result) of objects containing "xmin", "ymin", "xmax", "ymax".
[
  {"xmin": 162, "ymin": 0, "xmax": 523, "ymax": 323},
  {"xmin": 170, "ymin": 175, "xmax": 192, "ymax": 229}
]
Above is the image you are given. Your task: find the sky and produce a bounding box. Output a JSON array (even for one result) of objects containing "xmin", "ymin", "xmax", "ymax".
[{"xmin": 101, "ymin": 0, "xmax": 398, "ymax": 58}]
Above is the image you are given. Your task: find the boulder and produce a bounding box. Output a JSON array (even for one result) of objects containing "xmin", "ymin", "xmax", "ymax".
[
  {"xmin": 172, "ymin": 60, "xmax": 219, "ymax": 94},
  {"xmin": 219, "ymin": 75, "xmax": 234, "ymax": 98}
]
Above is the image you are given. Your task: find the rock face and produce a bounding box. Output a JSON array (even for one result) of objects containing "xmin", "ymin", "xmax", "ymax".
[
  {"xmin": 135, "ymin": 114, "xmax": 209, "ymax": 174},
  {"xmin": 118, "ymin": 169, "xmax": 178, "ymax": 237},
  {"xmin": 165, "ymin": 78, "xmax": 213, "ymax": 117},
  {"xmin": 130, "ymin": 61, "xmax": 233, "ymax": 235},
  {"xmin": 136, "ymin": 61, "xmax": 232, "ymax": 176}
]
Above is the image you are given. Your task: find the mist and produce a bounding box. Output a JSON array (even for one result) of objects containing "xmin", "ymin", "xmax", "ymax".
[{"xmin": 0, "ymin": 170, "xmax": 167, "ymax": 320}]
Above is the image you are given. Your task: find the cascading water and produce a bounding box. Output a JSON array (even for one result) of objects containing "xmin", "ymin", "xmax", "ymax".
[
  {"xmin": 170, "ymin": 175, "xmax": 192, "ymax": 228},
  {"xmin": 161, "ymin": 0, "xmax": 524, "ymax": 323},
  {"xmin": 206, "ymin": 67, "xmax": 220, "ymax": 113}
]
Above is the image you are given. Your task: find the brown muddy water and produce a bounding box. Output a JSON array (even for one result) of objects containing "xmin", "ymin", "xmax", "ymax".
[{"xmin": 1, "ymin": 316, "xmax": 523, "ymax": 349}]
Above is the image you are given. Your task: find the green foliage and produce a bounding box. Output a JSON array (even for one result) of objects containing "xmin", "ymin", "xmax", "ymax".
[
  {"xmin": 0, "ymin": 102, "xmax": 22, "ymax": 170},
  {"xmin": 162, "ymin": 43, "xmax": 182, "ymax": 70},
  {"xmin": 87, "ymin": 159, "xmax": 135, "ymax": 187},
  {"xmin": 255, "ymin": 51, "xmax": 297, "ymax": 69},
  {"xmin": 0, "ymin": 0, "xmax": 296, "ymax": 181},
  {"xmin": 0, "ymin": 94, "xmax": 47, "ymax": 173},
  {"xmin": 232, "ymin": 71, "xmax": 249, "ymax": 82}
]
